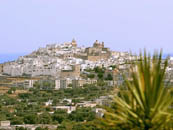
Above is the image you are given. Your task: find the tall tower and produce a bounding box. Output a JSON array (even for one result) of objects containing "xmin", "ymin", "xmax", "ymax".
[
  {"xmin": 93, "ymin": 40, "xmax": 99, "ymax": 47},
  {"xmin": 102, "ymin": 42, "xmax": 104, "ymax": 48},
  {"xmin": 71, "ymin": 38, "xmax": 77, "ymax": 47}
]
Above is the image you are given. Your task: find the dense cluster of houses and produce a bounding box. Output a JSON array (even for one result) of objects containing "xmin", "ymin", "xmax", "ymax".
[
  {"xmin": 0, "ymin": 40, "xmax": 173, "ymax": 129},
  {"xmin": 0, "ymin": 39, "xmax": 138, "ymax": 88}
]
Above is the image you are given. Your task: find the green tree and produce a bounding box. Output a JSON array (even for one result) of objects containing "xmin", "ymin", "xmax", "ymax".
[
  {"xmin": 24, "ymin": 114, "xmax": 38, "ymax": 124},
  {"xmin": 0, "ymin": 114, "xmax": 6, "ymax": 121},
  {"xmin": 52, "ymin": 114, "xmax": 65, "ymax": 124},
  {"xmin": 98, "ymin": 73, "xmax": 103, "ymax": 79},
  {"xmin": 101, "ymin": 51, "xmax": 173, "ymax": 130},
  {"xmin": 105, "ymin": 73, "xmax": 113, "ymax": 80},
  {"xmin": 68, "ymin": 107, "xmax": 96, "ymax": 122},
  {"xmin": 52, "ymin": 109, "xmax": 67, "ymax": 124},
  {"xmin": 57, "ymin": 125, "xmax": 66, "ymax": 130},
  {"xmin": 16, "ymin": 127, "xmax": 27, "ymax": 130},
  {"xmin": 39, "ymin": 113, "xmax": 52, "ymax": 124},
  {"xmin": 97, "ymin": 80, "xmax": 107, "ymax": 87},
  {"xmin": 7, "ymin": 87, "xmax": 16, "ymax": 94},
  {"xmin": 72, "ymin": 124, "xmax": 88, "ymax": 130},
  {"xmin": 11, "ymin": 117, "xmax": 24, "ymax": 125},
  {"xmin": 87, "ymin": 74, "xmax": 95, "ymax": 79},
  {"xmin": 33, "ymin": 81, "xmax": 41, "ymax": 89},
  {"xmin": 35, "ymin": 127, "xmax": 48, "ymax": 130},
  {"xmin": 94, "ymin": 67, "xmax": 104, "ymax": 73}
]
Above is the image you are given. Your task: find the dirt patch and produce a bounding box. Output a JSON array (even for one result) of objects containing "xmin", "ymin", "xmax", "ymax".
[{"xmin": 0, "ymin": 86, "xmax": 10, "ymax": 94}]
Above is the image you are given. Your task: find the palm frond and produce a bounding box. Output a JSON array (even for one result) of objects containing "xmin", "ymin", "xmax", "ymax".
[{"xmin": 101, "ymin": 51, "xmax": 173, "ymax": 130}]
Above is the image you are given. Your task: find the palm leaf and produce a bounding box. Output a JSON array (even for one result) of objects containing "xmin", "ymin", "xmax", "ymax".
[{"xmin": 100, "ymin": 51, "xmax": 173, "ymax": 130}]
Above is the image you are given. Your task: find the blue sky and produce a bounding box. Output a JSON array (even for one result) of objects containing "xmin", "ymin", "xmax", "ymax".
[{"xmin": 0, "ymin": 0, "xmax": 173, "ymax": 54}]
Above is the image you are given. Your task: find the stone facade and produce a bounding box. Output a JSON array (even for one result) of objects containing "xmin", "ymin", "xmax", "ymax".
[
  {"xmin": 71, "ymin": 38, "xmax": 77, "ymax": 47},
  {"xmin": 55, "ymin": 79, "xmax": 67, "ymax": 89},
  {"xmin": 13, "ymin": 80, "xmax": 37, "ymax": 88},
  {"xmin": 74, "ymin": 40, "xmax": 111, "ymax": 61},
  {"xmin": 60, "ymin": 64, "xmax": 80, "ymax": 78},
  {"xmin": 84, "ymin": 40, "xmax": 111, "ymax": 61},
  {"xmin": 72, "ymin": 79, "xmax": 85, "ymax": 88}
]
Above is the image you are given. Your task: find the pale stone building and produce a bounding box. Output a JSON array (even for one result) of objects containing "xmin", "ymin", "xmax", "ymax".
[
  {"xmin": 55, "ymin": 79, "xmax": 67, "ymax": 89},
  {"xmin": 0, "ymin": 121, "xmax": 10, "ymax": 127},
  {"xmin": 60, "ymin": 64, "xmax": 80, "ymax": 78},
  {"xmin": 85, "ymin": 40, "xmax": 111, "ymax": 61}
]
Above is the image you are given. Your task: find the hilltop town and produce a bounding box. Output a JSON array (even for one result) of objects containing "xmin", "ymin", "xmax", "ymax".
[
  {"xmin": 0, "ymin": 39, "xmax": 137, "ymax": 88},
  {"xmin": 0, "ymin": 39, "xmax": 173, "ymax": 89},
  {"xmin": 0, "ymin": 40, "xmax": 173, "ymax": 130},
  {"xmin": 0, "ymin": 39, "xmax": 132, "ymax": 76}
]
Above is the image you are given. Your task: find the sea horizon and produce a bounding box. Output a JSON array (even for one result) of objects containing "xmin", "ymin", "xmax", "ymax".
[{"xmin": 0, "ymin": 53, "xmax": 28, "ymax": 64}]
